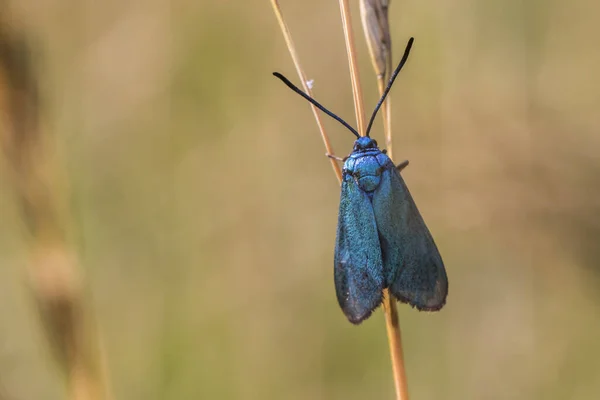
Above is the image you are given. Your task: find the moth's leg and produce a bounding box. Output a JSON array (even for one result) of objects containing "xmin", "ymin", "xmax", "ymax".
[
  {"xmin": 326, "ymin": 153, "xmax": 348, "ymax": 162},
  {"xmin": 395, "ymin": 160, "xmax": 409, "ymax": 172}
]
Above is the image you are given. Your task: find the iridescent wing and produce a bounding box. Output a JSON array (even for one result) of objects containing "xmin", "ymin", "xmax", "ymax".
[
  {"xmin": 334, "ymin": 174, "xmax": 384, "ymax": 323},
  {"xmin": 372, "ymin": 165, "xmax": 448, "ymax": 310}
]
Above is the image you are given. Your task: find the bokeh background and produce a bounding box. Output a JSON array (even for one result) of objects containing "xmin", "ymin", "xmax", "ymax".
[{"xmin": 1, "ymin": 0, "xmax": 600, "ymax": 399}]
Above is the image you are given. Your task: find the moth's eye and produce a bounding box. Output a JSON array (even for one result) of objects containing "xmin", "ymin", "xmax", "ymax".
[{"xmin": 372, "ymin": 140, "xmax": 378, "ymax": 147}]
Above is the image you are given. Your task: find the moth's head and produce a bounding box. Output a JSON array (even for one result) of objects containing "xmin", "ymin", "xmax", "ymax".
[{"xmin": 353, "ymin": 136, "xmax": 378, "ymax": 152}]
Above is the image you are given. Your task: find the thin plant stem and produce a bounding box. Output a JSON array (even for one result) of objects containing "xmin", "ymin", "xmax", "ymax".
[
  {"xmin": 382, "ymin": 289, "xmax": 409, "ymax": 399},
  {"xmin": 378, "ymin": 76, "xmax": 393, "ymax": 161},
  {"xmin": 269, "ymin": 0, "xmax": 343, "ymax": 183},
  {"xmin": 270, "ymin": 3, "xmax": 409, "ymax": 398},
  {"xmin": 359, "ymin": 0, "xmax": 394, "ymax": 155},
  {"xmin": 379, "ymin": 83, "xmax": 409, "ymax": 398},
  {"xmin": 359, "ymin": 1, "xmax": 409, "ymax": 398},
  {"xmin": 338, "ymin": 0, "xmax": 367, "ymax": 136},
  {"xmin": 376, "ymin": 41, "xmax": 408, "ymax": 400},
  {"xmin": 379, "ymin": 66, "xmax": 407, "ymax": 400}
]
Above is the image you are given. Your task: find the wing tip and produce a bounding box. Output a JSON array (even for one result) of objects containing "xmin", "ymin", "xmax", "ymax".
[
  {"xmin": 394, "ymin": 293, "xmax": 448, "ymax": 312},
  {"xmin": 343, "ymin": 301, "xmax": 383, "ymax": 325},
  {"xmin": 342, "ymin": 292, "xmax": 448, "ymax": 323}
]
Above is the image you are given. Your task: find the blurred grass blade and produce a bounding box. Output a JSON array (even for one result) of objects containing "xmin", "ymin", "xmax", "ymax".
[{"xmin": 0, "ymin": 7, "xmax": 112, "ymax": 400}]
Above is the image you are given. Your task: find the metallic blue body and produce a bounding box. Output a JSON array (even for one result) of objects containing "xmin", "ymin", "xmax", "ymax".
[{"xmin": 334, "ymin": 137, "xmax": 448, "ymax": 324}]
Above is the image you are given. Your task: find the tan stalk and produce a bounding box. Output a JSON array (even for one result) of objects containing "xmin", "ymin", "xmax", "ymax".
[
  {"xmin": 360, "ymin": 1, "xmax": 409, "ymax": 399},
  {"xmin": 381, "ymin": 290, "xmax": 408, "ymax": 400},
  {"xmin": 359, "ymin": 0, "xmax": 393, "ymax": 153},
  {"xmin": 269, "ymin": 0, "xmax": 343, "ymax": 183},
  {"xmin": 338, "ymin": 0, "xmax": 367, "ymax": 136},
  {"xmin": 0, "ymin": 7, "xmax": 112, "ymax": 400},
  {"xmin": 270, "ymin": 2, "xmax": 409, "ymax": 398}
]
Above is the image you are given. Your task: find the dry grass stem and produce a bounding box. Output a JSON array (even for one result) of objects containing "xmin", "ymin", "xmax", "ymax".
[
  {"xmin": 270, "ymin": 2, "xmax": 410, "ymax": 398},
  {"xmin": 382, "ymin": 289, "xmax": 409, "ymax": 399},
  {"xmin": 359, "ymin": 0, "xmax": 392, "ymax": 79},
  {"xmin": 360, "ymin": 1, "xmax": 409, "ymax": 398},
  {"xmin": 269, "ymin": 0, "xmax": 343, "ymax": 183},
  {"xmin": 0, "ymin": 7, "xmax": 112, "ymax": 400},
  {"xmin": 360, "ymin": 0, "xmax": 394, "ymax": 156},
  {"xmin": 338, "ymin": 0, "xmax": 367, "ymax": 136}
]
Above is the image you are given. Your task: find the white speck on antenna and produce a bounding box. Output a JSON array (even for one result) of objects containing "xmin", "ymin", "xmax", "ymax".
[{"xmin": 306, "ymin": 79, "xmax": 314, "ymax": 90}]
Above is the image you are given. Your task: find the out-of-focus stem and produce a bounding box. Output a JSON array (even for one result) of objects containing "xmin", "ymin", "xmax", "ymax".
[{"xmin": 0, "ymin": 7, "xmax": 112, "ymax": 400}]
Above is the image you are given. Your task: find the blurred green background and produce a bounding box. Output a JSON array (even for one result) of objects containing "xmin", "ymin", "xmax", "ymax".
[{"xmin": 1, "ymin": 0, "xmax": 600, "ymax": 399}]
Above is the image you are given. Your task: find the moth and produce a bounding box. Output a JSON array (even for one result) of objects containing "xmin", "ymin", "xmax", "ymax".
[{"xmin": 273, "ymin": 38, "xmax": 448, "ymax": 324}]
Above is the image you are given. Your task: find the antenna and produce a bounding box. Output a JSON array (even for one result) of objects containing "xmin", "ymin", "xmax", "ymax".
[
  {"xmin": 272, "ymin": 72, "xmax": 360, "ymax": 138},
  {"xmin": 273, "ymin": 37, "xmax": 414, "ymax": 140},
  {"xmin": 365, "ymin": 37, "xmax": 414, "ymax": 137}
]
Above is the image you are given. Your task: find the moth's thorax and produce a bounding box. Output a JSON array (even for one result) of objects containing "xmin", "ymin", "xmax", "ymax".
[{"xmin": 343, "ymin": 139, "xmax": 392, "ymax": 192}]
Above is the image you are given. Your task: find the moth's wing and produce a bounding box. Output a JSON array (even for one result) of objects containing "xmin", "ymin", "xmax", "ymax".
[
  {"xmin": 373, "ymin": 165, "xmax": 448, "ymax": 310},
  {"xmin": 334, "ymin": 174, "xmax": 384, "ymax": 324}
]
